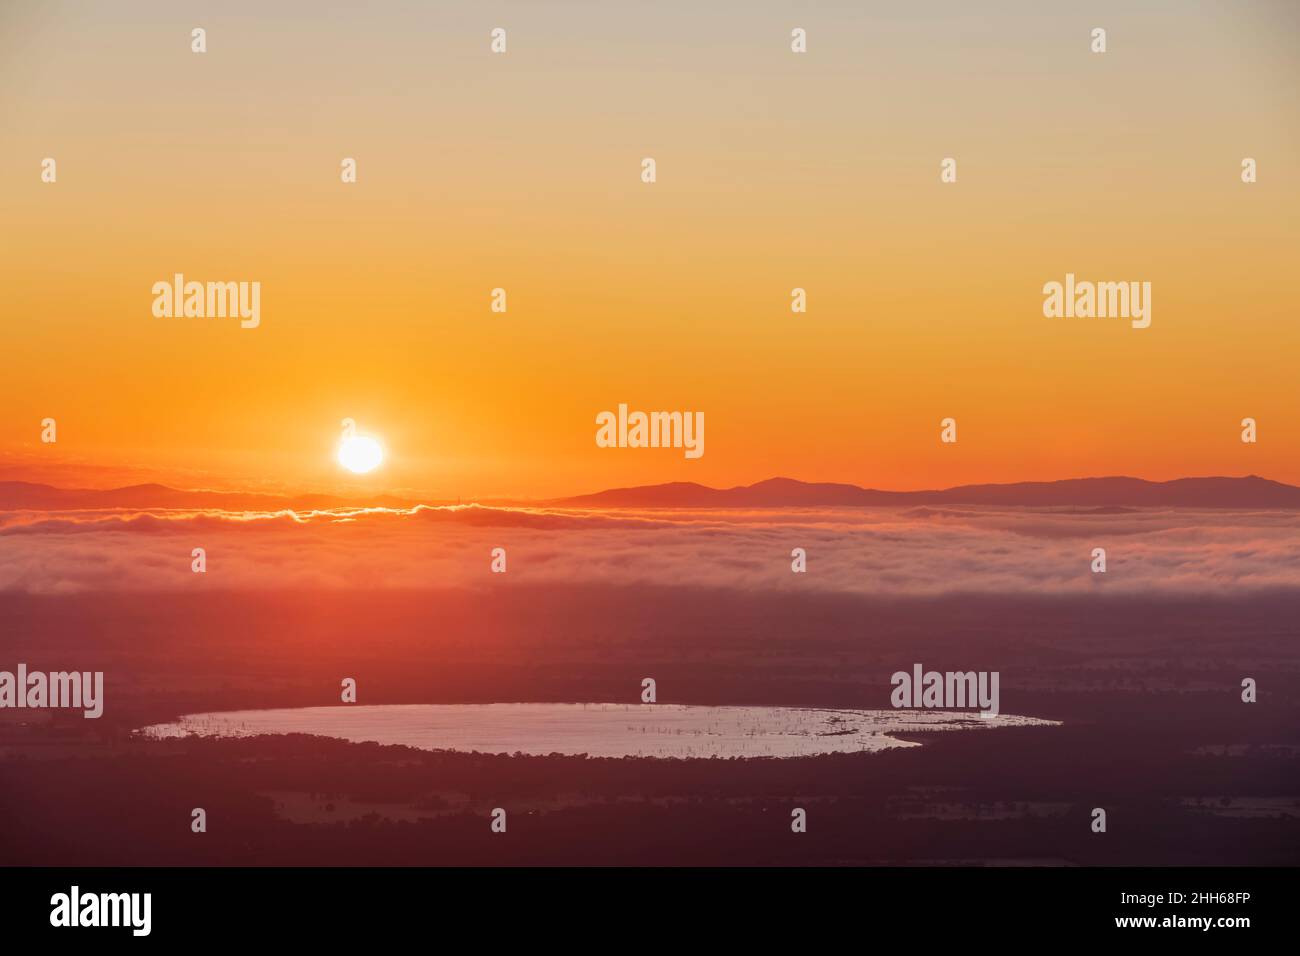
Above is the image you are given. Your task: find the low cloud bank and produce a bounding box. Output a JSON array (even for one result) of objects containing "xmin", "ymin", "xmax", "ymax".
[{"xmin": 1, "ymin": 504, "xmax": 1297, "ymax": 596}]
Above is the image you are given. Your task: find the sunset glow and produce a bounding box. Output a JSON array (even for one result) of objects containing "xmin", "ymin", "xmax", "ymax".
[
  {"xmin": 1, "ymin": 2, "xmax": 1296, "ymax": 501},
  {"xmin": 2, "ymin": 0, "xmax": 1297, "ymax": 905}
]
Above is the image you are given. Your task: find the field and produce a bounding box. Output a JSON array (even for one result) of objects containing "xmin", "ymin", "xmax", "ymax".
[{"xmin": 3, "ymin": 585, "xmax": 1297, "ymax": 865}]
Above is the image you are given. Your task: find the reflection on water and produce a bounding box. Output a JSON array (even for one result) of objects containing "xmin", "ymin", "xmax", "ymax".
[{"xmin": 140, "ymin": 703, "xmax": 1058, "ymax": 759}]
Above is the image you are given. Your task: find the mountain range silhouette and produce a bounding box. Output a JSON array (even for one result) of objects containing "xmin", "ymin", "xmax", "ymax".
[
  {"xmin": 552, "ymin": 475, "xmax": 1300, "ymax": 508},
  {"xmin": 3, "ymin": 475, "xmax": 1299, "ymax": 511}
]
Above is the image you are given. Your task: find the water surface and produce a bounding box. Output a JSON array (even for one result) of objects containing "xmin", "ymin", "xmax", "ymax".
[{"xmin": 141, "ymin": 703, "xmax": 1057, "ymax": 759}]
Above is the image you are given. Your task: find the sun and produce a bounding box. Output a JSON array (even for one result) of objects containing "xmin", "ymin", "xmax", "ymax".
[{"xmin": 337, "ymin": 435, "xmax": 384, "ymax": 474}]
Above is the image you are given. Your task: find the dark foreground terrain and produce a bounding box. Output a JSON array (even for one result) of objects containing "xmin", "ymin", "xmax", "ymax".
[{"xmin": 2, "ymin": 586, "xmax": 1297, "ymax": 865}]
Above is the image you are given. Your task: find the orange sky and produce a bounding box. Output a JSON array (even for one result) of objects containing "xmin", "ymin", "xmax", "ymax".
[{"xmin": 2, "ymin": 1, "xmax": 1297, "ymax": 499}]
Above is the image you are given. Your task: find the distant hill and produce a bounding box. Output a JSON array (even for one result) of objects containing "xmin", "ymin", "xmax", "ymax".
[
  {"xmin": 4, "ymin": 475, "xmax": 1299, "ymax": 512},
  {"xmin": 553, "ymin": 475, "xmax": 1300, "ymax": 509},
  {"xmin": 0, "ymin": 481, "xmax": 419, "ymax": 512}
]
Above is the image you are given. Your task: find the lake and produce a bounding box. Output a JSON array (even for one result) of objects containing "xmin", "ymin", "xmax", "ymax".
[{"xmin": 140, "ymin": 702, "xmax": 1057, "ymax": 759}]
